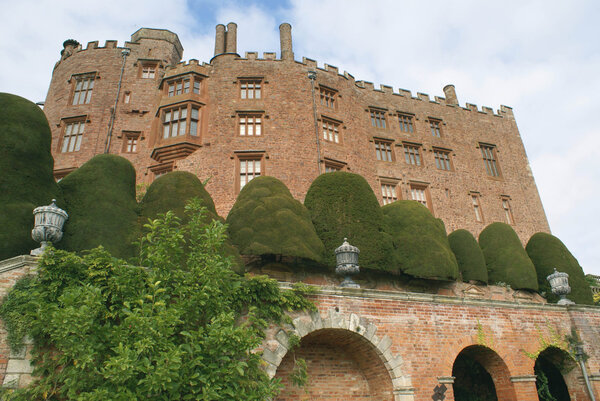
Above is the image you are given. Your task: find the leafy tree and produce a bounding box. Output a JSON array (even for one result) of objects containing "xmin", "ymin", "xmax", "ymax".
[
  {"xmin": 226, "ymin": 176, "xmax": 325, "ymax": 263},
  {"xmin": 526, "ymin": 232, "xmax": 593, "ymax": 305},
  {"xmin": 448, "ymin": 229, "xmax": 488, "ymax": 283},
  {"xmin": 304, "ymin": 172, "xmax": 394, "ymax": 271},
  {"xmin": 382, "ymin": 201, "xmax": 458, "ymax": 280},
  {"xmin": 478, "ymin": 222, "xmax": 538, "ymax": 291},
  {"xmin": 0, "ymin": 199, "xmax": 313, "ymax": 400},
  {"xmin": 0, "ymin": 93, "xmax": 59, "ymax": 260}
]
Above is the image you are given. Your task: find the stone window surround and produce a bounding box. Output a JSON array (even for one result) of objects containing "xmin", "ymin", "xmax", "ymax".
[{"xmin": 235, "ymin": 150, "xmax": 265, "ymax": 192}]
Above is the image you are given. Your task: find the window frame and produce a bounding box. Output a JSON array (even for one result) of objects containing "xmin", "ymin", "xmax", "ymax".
[
  {"xmin": 160, "ymin": 103, "xmax": 201, "ymax": 139},
  {"xmin": 236, "ymin": 152, "xmax": 265, "ymax": 191},
  {"xmin": 238, "ymin": 113, "xmax": 263, "ymax": 136},
  {"xmin": 321, "ymin": 117, "xmax": 341, "ymax": 144},
  {"xmin": 480, "ymin": 143, "xmax": 502, "ymax": 178},
  {"xmin": 397, "ymin": 112, "xmax": 414, "ymax": 133},
  {"xmin": 409, "ymin": 182, "xmax": 433, "ymax": 213},
  {"xmin": 429, "ymin": 118, "xmax": 442, "ymax": 138},
  {"xmin": 369, "ymin": 108, "xmax": 387, "ymax": 129},
  {"xmin": 322, "ymin": 157, "xmax": 346, "ymax": 173},
  {"xmin": 380, "ymin": 179, "xmax": 400, "ymax": 205},
  {"xmin": 374, "ymin": 138, "xmax": 394, "ymax": 162},
  {"xmin": 470, "ymin": 192, "xmax": 484, "ymax": 223},
  {"xmin": 166, "ymin": 74, "xmax": 202, "ymax": 97},
  {"xmin": 239, "ymin": 78, "xmax": 263, "ymax": 100},
  {"xmin": 501, "ymin": 196, "xmax": 514, "ymax": 224},
  {"xmin": 141, "ymin": 63, "xmax": 157, "ymax": 79},
  {"xmin": 59, "ymin": 117, "xmax": 87, "ymax": 153},
  {"xmin": 433, "ymin": 147, "xmax": 453, "ymax": 171},
  {"xmin": 403, "ymin": 142, "xmax": 423, "ymax": 166},
  {"xmin": 319, "ymin": 85, "xmax": 337, "ymax": 109},
  {"xmin": 122, "ymin": 131, "xmax": 141, "ymax": 153},
  {"xmin": 71, "ymin": 73, "xmax": 96, "ymax": 106}
]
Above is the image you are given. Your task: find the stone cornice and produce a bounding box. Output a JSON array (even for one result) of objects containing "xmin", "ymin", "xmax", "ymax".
[{"xmin": 0, "ymin": 255, "xmax": 38, "ymax": 274}]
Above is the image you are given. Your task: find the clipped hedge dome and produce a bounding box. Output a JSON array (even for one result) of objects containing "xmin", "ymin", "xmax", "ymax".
[
  {"xmin": 140, "ymin": 171, "xmax": 217, "ymax": 221},
  {"xmin": 526, "ymin": 232, "xmax": 593, "ymax": 305},
  {"xmin": 58, "ymin": 154, "xmax": 138, "ymax": 259},
  {"xmin": 226, "ymin": 176, "xmax": 325, "ymax": 263},
  {"xmin": 0, "ymin": 93, "xmax": 59, "ymax": 260},
  {"xmin": 479, "ymin": 222, "xmax": 538, "ymax": 291},
  {"xmin": 383, "ymin": 201, "xmax": 458, "ymax": 280},
  {"xmin": 448, "ymin": 229, "xmax": 488, "ymax": 283},
  {"xmin": 304, "ymin": 172, "xmax": 393, "ymax": 271}
]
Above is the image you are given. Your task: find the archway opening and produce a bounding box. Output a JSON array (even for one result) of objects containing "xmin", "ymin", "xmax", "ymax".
[
  {"xmin": 535, "ymin": 347, "xmax": 575, "ymax": 401},
  {"xmin": 274, "ymin": 328, "xmax": 394, "ymax": 401},
  {"xmin": 452, "ymin": 345, "xmax": 516, "ymax": 401}
]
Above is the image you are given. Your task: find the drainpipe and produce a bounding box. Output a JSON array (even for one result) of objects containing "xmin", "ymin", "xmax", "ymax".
[
  {"xmin": 308, "ymin": 70, "xmax": 322, "ymax": 174},
  {"xmin": 576, "ymin": 344, "xmax": 597, "ymax": 401},
  {"xmin": 104, "ymin": 48, "xmax": 130, "ymax": 154}
]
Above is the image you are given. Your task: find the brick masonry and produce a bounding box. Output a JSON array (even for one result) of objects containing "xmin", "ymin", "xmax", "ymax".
[{"xmin": 43, "ymin": 24, "xmax": 549, "ymax": 244}]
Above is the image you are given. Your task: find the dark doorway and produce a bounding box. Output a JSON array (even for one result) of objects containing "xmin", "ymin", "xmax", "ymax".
[
  {"xmin": 452, "ymin": 352, "xmax": 498, "ymax": 401},
  {"xmin": 535, "ymin": 347, "xmax": 572, "ymax": 401}
]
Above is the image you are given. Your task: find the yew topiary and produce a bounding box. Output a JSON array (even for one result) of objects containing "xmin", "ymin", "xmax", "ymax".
[
  {"xmin": 478, "ymin": 222, "xmax": 538, "ymax": 291},
  {"xmin": 58, "ymin": 154, "xmax": 139, "ymax": 259},
  {"xmin": 382, "ymin": 201, "xmax": 458, "ymax": 280},
  {"xmin": 226, "ymin": 176, "xmax": 325, "ymax": 263},
  {"xmin": 304, "ymin": 172, "xmax": 393, "ymax": 271},
  {"xmin": 526, "ymin": 232, "xmax": 593, "ymax": 305},
  {"xmin": 448, "ymin": 229, "xmax": 488, "ymax": 283},
  {"xmin": 0, "ymin": 93, "xmax": 59, "ymax": 260}
]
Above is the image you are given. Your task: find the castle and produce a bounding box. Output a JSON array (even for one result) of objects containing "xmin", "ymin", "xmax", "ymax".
[
  {"xmin": 1, "ymin": 23, "xmax": 598, "ymax": 401},
  {"xmin": 44, "ymin": 23, "xmax": 548, "ymax": 243}
]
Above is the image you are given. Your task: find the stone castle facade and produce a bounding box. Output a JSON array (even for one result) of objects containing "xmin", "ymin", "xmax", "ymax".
[{"xmin": 43, "ymin": 23, "xmax": 549, "ymax": 242}]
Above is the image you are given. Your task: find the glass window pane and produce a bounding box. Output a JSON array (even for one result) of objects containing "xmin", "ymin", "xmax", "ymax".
[{"xmin": 190, "ymin": 121, "xmax": 197, "ymax": 136}]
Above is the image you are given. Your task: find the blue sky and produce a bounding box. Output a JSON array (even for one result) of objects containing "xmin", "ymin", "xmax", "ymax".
[{"xmin": 1, "ymin": 0, "xmax": 599, "ymax": 275}]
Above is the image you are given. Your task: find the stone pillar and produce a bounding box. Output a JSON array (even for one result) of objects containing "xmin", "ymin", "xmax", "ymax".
[
  {"xmin": 443, "ymin": 84, "xmax": 459, "ymax": 105},
  {"xmin": 279, "ymin": 23, "xmax": 294, "ymax": 61},
  {"xmin": 214, "ymin": 24, "xmax": 225, "ymax": 56},
  {"xmin": 510, "ymin": 375, "xmax": 538, "ymax": 400},
  {"xmin": 225, "ymin": 22, "xmax": 237, "ymax": 54}
]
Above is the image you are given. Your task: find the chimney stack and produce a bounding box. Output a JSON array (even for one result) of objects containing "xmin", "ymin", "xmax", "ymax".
[
  {"xmin": 214, "ymin": 24, "xmax": 225, "ymax": 56},
  {"xmin": 225, "ymin": 22, "xmax": 237, "ymax": 54},
  {"xmin": 279, "ymin": 23, "xmax": 294, "ymax": 61},
  {"xmin": 443, "ymin": 84, "xmax": 459, "ymax": 106}
]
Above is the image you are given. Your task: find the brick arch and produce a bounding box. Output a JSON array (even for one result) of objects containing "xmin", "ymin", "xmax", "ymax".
[
  {"xmin": 262, "ymin": 308, "xmax": 413, "ymax": 401},
  {"xmin": 534, "ymin": 346, "xmax": 582, "ymax": 401}
]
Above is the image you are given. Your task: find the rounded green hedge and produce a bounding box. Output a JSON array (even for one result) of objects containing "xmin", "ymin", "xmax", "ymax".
[
  {"xmin": 58, "ymin": 154, "xmax": 139, "ymax": 259},
  {"xmin": 383, "ymin": 201, "xmax": 458, "ymax": 280},
  {"xmin": 0, "ymin": 93, "xmax": 59, "ymax": 260},
  {"xmin": 140, "ymin": 171, "xmax": 217, "ymax": 221},
  {"xmin": 226, "ymin": 176, "xmax": 325, "ymax": 263},
  {"xmin": 526, "ymin": 232, "xmax": 593, "ymax": 305},
  {"xmin": 448, "ymin": 229, "xmax": 488, "ymax": 283},
  {"xmin": 304, "ymin": 172, "xmax": 393, "ymax": 271},
  {"xmin": 479, "ymin": 222, "xmax": 538, "ymax": 291}
]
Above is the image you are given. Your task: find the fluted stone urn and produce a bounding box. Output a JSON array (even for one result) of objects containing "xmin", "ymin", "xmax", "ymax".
[
  {"xmin": 547, "ymin": 269, "xmax": 575, "ymax": 305},
  {"xmin": 335, "ymin": 238, "xmax": 360, "ymax": 288},
  {"xmin": 30, "ymin": 199, "xmax": 68, "ymax": 256}
]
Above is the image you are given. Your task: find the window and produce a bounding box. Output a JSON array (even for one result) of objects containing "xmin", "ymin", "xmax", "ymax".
[
  {"xmin": 123, "ymin": 132, "xmax": 140, "ymax": 153},
  {"xmin": 374, "ymin": 140, "xmax": 393, "ymax": 162},
  {"xmin": 61, "ymin": 120, "xmax": 85, "ymax": 152},
  {"xmin": 480, "ymin": 144, "xmax": 501, "ymax": 177},
  {"xmin": 410, "ymin": 183, "xmax": 432, "ymax": 211},
  {"xmin": 167, "ymin": 75, "xmax": 201, "ymax": 97},
  {"xmin": 162, "ymin": 104, "xmax": 200, "ymax": 139},
  {"xmin": 72, "ymin": 75, "xmax": 94, "ymax": 105},
  {"xmin": 124, "ymin": 91, "xmax": 131, "ymax": 104},
  {"xmin": 403, "ymin": 143, "xmax": 422, "ymax": 166},
  {"xmin": 370, "ymin": 109, "xmax": 387, "ymax": 128},
  {"xmin": 320, "ymin": 87, "xmax": 336, "ymax": 108},
  {"xmin": 398, "ymin": 113, "xmax": 414, "ymax": 133},
  {"xmin": 381, "ymin": 183, "xmax": 398, "ymax": 205},
  {"xmin": 239, "ymin": 114, "xmax": 262, "ymax": 136},
  {"xmin": 322, "ymin": 119, "xmax": 340, "ymax": 143},
  {"xmin": 240, "ymin": 79, "xmax": 262, "ymax": 99},
  {"xmin": 434, "ymin": 148, "xmax": 452, "ymax": 171},
  {"xmin": 501, "ymin": 197, "xmax": 514, "ymax": 224},
  {"xmin": 323, "ymin": 158, "xmax": 345, "ymax": 173},
  {"xmin": 471, "ymin": 193, "xmax": 483, "ymax": 222},
  {"xmin": 142, "ymin": 64, "xmax": 156, "ymax": 79},
  {"xmin": 429, "ymin": 119, "xmax": 442, "ymax": 137},
  {"xmin": 150, "ymin": 163, "xmax": 173, "ymax": 179},
  {"xmin": 239, "ymin": 157, "xmax": 262, "ymax": 190}
]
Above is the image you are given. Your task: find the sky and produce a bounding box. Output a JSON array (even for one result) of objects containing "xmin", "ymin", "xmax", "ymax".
[{"xmin": 1, "ymin": 0, "xmax": 599, "ymax": 275}]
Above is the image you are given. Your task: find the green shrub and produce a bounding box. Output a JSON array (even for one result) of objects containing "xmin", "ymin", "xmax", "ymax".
[
  {"xmin": 58, "ymin": 154, "xmax": 139, "ymax": 259},
  {"xmin": 526, "ymin": 232, "xmax": 593, "ymax": 305},
  {"xmin": 304, "ymin": 172, "xmax": 393, "ymax": 271},
  {"xmin": 0, "ymin": 93, "xmax": 59, "ymax": 260},
  {"xmin": 226, "ymin": 176, "xmax": 325, "ymax": 263},
  {"xmin": 478, "ymin": 222, "xmax": 538, "ymax": 291},
  {"xmin": 382, "ymin": 201, "xmax": 458, "ymax": 280},
  {"xmin": 448, "ymin": 229, "xmax": 488, "ymax": 283}
]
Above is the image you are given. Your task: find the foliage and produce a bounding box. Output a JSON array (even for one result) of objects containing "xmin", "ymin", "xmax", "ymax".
[
  {"xmin": 382, "ymin": 201, "xmax": 458, "ymax": 280},
  {"xmin": 478, "ymin": 222, "xmax": 538, "ymax": 291},
  {"xmin": 304, "ymin": 172, "xmax": 394, "ymax": 271},
  {"xmin": 0, "ymin": 199, "xmax": 313, "ymax": 400},
  {"xmin": 448, "ymin": 229, "xmax": 488, "ymax": 283},
  {"xmin": 58, "ymin": 154, "xmax": 139, "ymax": 259},
  {"xmin": 226, "ymin": 176, "xmax": 325, "ymax": 263},
  {"xmin": 526, "ymin": 232, "xmax": 594, "ymax": 305},
  {"xmin": 0, "ymin": 93, "xmax": 59, "ymax": 260},
  {"xmin": 594, "ymin": 292, "xmax": 600, "ymax": 305},
  {"xmin": 475, "ymin": 320, "xmax": 495, "ymax": 350},
  {"xmin": 522, "ymin": 323, "xmax": 569, "ymax": 360},
  {"xmin": 535, "ymin": 368, "xmax": 556, "ymax": 401}
]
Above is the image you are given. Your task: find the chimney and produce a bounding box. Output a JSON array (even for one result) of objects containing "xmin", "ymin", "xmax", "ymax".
[
  {"xmin": 214, "ymin": 24, "xmax": 225, "ymax": 56},
  {"xmin": 225, "ymin": 22, "xmax": 237, "ymax": 54},
  {"xmin": 279, "ymin": 23, "xmax": 294, "ymax": 61},
  {"xmin": 443, "ymin": 84, "xmax": 459, "ymax": 106}
]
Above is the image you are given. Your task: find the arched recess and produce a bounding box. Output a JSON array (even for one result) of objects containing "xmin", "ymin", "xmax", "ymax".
[
  {"xmin": 534, "ymin": 346, "xmax": 577, "ymax": 401},
  {"xmin": 452, "ymin": 345, "xmax": 517, "ymax": 401},
  {"xmin": 261, "ymin": 309, "xmax": 413, "ymax": 401}
]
